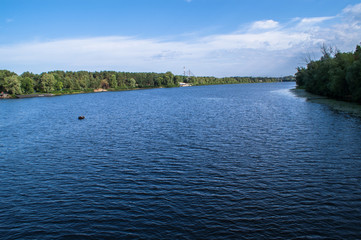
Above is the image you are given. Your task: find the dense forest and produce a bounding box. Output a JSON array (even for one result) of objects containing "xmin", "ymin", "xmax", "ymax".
[
  {"xmin": 0, "ymin": 69, "xmax": 294, "ymax": 97},
  {"xmin": 296, "ymin": 43, "xmax": 361, "ymax": 103}
]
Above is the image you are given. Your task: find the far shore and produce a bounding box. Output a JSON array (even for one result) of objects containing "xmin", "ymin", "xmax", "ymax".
[
  {"xmin": 1, "ymin": 87, "xmax": 157, "ymax": 99},
  {"xmin": 16, "ymin": 93, "xmax": 56, "ymax": 98},
  {"xmin": 291, "ymin": 88, "xmax": 361, "ymax": 117}
]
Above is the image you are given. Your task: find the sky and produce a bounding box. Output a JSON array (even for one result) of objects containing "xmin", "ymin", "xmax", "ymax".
[{"xmin": 1, "ymin": 0, "xmax": 361, "ymax": 77}]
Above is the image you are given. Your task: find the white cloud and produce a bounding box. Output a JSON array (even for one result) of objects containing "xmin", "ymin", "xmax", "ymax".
[
  {"xmin": 340, "ymin": 3, "xmax": 361, "ymax": 28},
  {"xmin": 250, "ymin": 20, "xmax": 280, "ymax": 30},
  {"xmin": 342, "ymin": 2, "xmax": 361, "ymax": 16},
  {"xmin": 296, "ymin": 16, "xmax": 335, "ymax": 30},
  {"xmin": 298, "ymin": 16, "xmax": 334, "ymax": 25},
  {"xmin": 1, "ymin": 3, "xmax": 361, "ymax": 77}
]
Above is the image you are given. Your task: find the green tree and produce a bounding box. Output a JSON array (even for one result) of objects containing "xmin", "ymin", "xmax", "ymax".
[
  {"xmin": 78, "ymin": 72, "xmax": 90, "ymax": 89},
  {"xmin": 129, "ymin": 78, "xmax": 136, "ymax": 88},
  {"xmin": 4, "ymin": 75, "xmax": 22, "ymax": 95},
  {"xmin": 0, "ymin": 70, "xmax": 17, "ymax": 92},
  {"xmin": 21, "ymin": 77, "xmax": 34, "ymax": 94},
  {"xmin": 110, "ymin": 74, "xmax": 118, "ymax": 88},
  {"xmin": 154, "ymin": 76, "xmax": 162, "ymax": 87},
  {"xmin": 295, "ymin": 67, "xmax": 307, "ymax": 87},
  {"xmin": 161, "ymin": 71, "xmax": 175, "ymax": 87},
  {"xmin": 296, "ymin": 43, "xmax": 361, "ymax": 103},
  {"xmin": 88, "ymin": 74, "xmax": 99, "ymax": 89},
  {"xmin": 63, "ymin": 76, "xmax": 74, "ymax": 90},
  {"xmin": 327, "ymin": 52, "xmax": 353, "ymax": 99},
  {"xmin": 55, "ymin": 81, "xmax": 63, "ymax": 91},
  {"xmin": 346, "ymin": 59, "xmax": 361, "ymax": 102},
  {"xmin": 174, "ymin": 75, "xmax": 183, "ymax": 85},
  {"xmin": 40, "ymin": 73, "xmax": 57, "ymax": 92}
]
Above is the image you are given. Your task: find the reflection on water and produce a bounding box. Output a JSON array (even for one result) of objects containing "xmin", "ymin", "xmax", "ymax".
[{"xmin": 291, "ymin": 88, "xmax": 361, "ymax": 117}]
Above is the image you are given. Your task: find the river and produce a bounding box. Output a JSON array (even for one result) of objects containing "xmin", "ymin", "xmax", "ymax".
[{"xmin": 1, "ymin": 82, "xmax": 361, "ymax": 239}]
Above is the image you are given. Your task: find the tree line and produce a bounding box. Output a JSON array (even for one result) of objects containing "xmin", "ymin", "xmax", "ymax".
[
  {"xmin": 186, "ymin": 75, "xmax": 294, "ymax": 86},
  {"xmin": 0, "ymin": 71, "xmax": 181, "ymax": 95},
  {"xmin": 0, "ymin": 69, "xmax": 293, "ymax": 96},
  {"xmin": 296, "ymin": 43, "xmax": 361, "ymax": 103}
]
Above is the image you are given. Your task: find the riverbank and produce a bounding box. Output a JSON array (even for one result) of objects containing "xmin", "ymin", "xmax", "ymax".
[
  {"xmin": 16, "ymin": 93, "xmax": 55, "ymax": 98},
  {"xmin": 295, "ymin": 43, "xmax": 361, "ymax": 104},
  {"xmin": 291, "ymin": 88, "xmax": 361, "ymax": 117},
  {"xmin": 0, "ymin": 86, "xmax": 167, "ymax": 99}
]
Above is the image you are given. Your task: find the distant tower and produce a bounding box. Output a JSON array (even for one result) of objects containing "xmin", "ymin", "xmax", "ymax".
[{"xmin": 183, "ymin": 66, "xmax": 194, "ymax": 82}]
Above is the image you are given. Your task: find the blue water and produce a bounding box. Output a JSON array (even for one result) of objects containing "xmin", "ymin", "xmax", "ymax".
[{"xmin": 1, "ymin": 82, "xmax": 361, "ymax": 239}]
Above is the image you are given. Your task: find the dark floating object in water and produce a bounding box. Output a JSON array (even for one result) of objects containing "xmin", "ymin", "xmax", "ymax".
[{"xmin": 78, "ymin": 116, "xmax": 85, "ymax": 120}]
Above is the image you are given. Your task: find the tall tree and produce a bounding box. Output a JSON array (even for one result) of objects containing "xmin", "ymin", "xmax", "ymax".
[
  {"xmin": 129, "ymin": 78, "xmax": 136, "ymax": 88},
  {"xmin": 21, "ymin": 77, "xmax": 34, "ymax": 94},
  {"xmin": 110, "ymin": 74, "xmax": 118, "ymax": 88},
  {"xmin": 40, "ymin": 73, "xmax": 57, "ymax": 93},
  {"xmin": 4, "ymin": 75, "xmax": 22, "ymax": 95},
  {"xmin": 0, "ymin": 70, "xmax": 17, "ymax": 92}
]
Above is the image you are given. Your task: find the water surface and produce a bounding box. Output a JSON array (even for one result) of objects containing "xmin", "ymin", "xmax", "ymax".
[{"xmin": 1, "ymin": 82, "xmax": 361, "ymax": 239}]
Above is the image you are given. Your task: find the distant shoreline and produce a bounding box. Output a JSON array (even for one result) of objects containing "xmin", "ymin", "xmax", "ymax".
[
  {"xmin": 0, "ymin": 69, "xmax": 295, "ymax": 99},
  {"xmin": 1, "ymin": 81, "xmax": 294, "ymax": 100},
  {"xmin": 1, "ymin": 87, "xmax": 150, "ymax": 99}
]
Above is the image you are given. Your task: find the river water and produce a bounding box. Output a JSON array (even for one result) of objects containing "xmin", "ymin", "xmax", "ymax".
[{"xmin": 1, "ymin": 82, "xmax": 361, "ymax": 239}]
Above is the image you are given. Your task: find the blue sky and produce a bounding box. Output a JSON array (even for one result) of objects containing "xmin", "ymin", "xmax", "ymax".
[{"xmin": 1, "ymin": 0, "xmax": 361, "ymax": 77}]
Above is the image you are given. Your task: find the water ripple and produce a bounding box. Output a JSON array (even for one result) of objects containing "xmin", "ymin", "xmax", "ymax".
[{"xmin": 1, "ymin": 83, "xmax": 361, "ymax": 239}]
